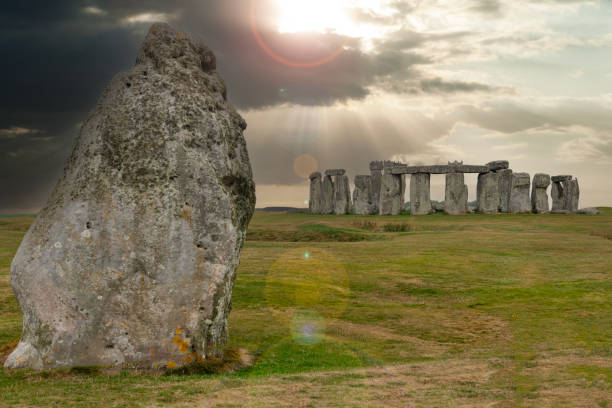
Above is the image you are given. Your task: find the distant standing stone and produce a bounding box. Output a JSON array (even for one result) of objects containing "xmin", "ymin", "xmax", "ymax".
[
  {"xmin": 477, "ymin": 172, "xmax": 500, "ymax": 214},
  {"xmin": 5, "ymin": 23, "xmax": 256, "ymax": 370},
  {"xmin": 565, "ymin": 179, "xmax": 580, "ymax": 212},
  {"xmin": 333, "ymin": 174, "xmax": 351, "ymax": 214},
  {"xmin": 379, "ymin": 173, "xmax": 403, "ymax": 215},
  {"xmin": 531, "ymin": 173, "xmax": 550, "ymax": 214},
  {"xmin": 309, "ymin": 172, "xmax": 322, "ymax": 214},
  {"xmin": 497, "ymin": 169, "xmax": 513, "ymax": 213},
  {"xmin": 509, "ymin": 172, "xmax": 531, "ymax": 213},
  {"xmin": 353, "ymin": 175, "xmax": 377, "ymax": 215},
  {"xmin": 410, "ymin": 173, "xmax": 432, "ymax": 215},
  {"xmin": 444, "ymin": 173, "xmax": 468, "ymax": 215},
  {"xmin": 321, "ymin": 175, "xmax": 335, "ymax": 214},
  {"xmin": 369, "ymin": 162, "xmax": 383, "ymax": 215}
]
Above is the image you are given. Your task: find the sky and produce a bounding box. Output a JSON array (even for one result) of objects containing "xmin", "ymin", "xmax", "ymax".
[{"xmin": 1, "ymin": 0, "xmax": 611, "ymax": 212}]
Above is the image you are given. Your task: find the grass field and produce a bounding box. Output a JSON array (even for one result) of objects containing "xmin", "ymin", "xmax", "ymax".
[{"xmin": 1, "ymin": 209, "xmax": 611, "ymax": 407}]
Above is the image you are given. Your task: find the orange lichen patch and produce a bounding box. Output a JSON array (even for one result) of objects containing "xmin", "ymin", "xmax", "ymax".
[
  {"xmin": 175, "ymin": 329, "xmax": 183, "ymax": 335},
  {"xmin": 183, "ymin": 356, "xmax": 193, "ymax": 364},
  {"xmin": 180, "ymin": 206, "xmax": 193, "ymax": 222},
  {"xmin": 171, "ymin": 334, "xmax": 190, "ymax": 353},
  {"xmin": 150, "ymin": 349, "xmax": 156, "ymax": 355},
  {"xmin": 45, "ymin": 360, "xmax": 51, "ymax": 365},
  {"xmin": 167, "ymin": 361, "xmax": 176, "ymax": 369},
  {"xmin": 117, "ymin": 273, "xmax": 121, "ymax": 278},
  {"xmin": 104, "ymin": 213, "xmax": 110, "ymax": 219}
]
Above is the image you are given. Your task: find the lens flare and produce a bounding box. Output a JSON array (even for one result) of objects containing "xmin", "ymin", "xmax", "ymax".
[{"xmin": 293, "ymin": 154, "xmax": 318, "ymax": 179}]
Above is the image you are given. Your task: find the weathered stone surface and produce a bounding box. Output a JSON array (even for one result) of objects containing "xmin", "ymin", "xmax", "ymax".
[
  {"xmin": 497, "ymin": 169, "xmax": 513, "ymax": 213},
  {"xmin": 444, "ymin": 173, "xmax": 468, "ymax": 215},
  {"xmin": 392, "ymin": 164, "xmax": 488, "ymax": 175},
  {"xmin": 325, "ymin": 169, "xmax": 346, "ymax": 176},
  {"xmin": 379, "ymin": 173, "xmax": 403, "ymax": 215},
  {"xmin": 370, "ymin": 169, "xmax": 382, "ymax": 214},
  {"xmin": 410, "ymin": 173, "xmax": 432, "ymax": 215},
  {"xmin": 5, "ymin": 23, "xmax": 256, "ymax": 370},
  {"xmin": 509, "ymin": 172, "xmax": 531, "ymax": 213},
  {"xmin": 531, "ymin": 174, "xmax": 550, "ymax": 214},
  {"xmin": 565, "ymin": 179, "xmax": 580, "ymax": 212},
  {"xmin": 551, "ymin": 175, "xmax": 572, "ymax": 183},
  {"xmin": 333, "ymin": 175, "xmax": 351, "ymax": 214},
  {"xmin": 533, "ymin": 173, "xmax": 551, "ymax": 189},
  {"xmin": 320, "ymin": 175, "xmax": 335, "ymax": 214},
  {"xmin": 551, "ymin": 181, "xmax": 565, "ymax": 212},
  {"xmin": 353, "ymin": 175, "xmax": 376, "ymax": 215},
  {"xmin": 477, "ymin": 172, "xmax": 500, "ymax": 214},
  {"xmin": 551, "ymin": 177, "xmax": 579, "ymax": 212},
  {"xmin": 486, "ymin": 160, "xmax": 509, "ymax": 172},
  {"xmin": 309, "ymin": 173, "xmax": 322, "ymax": 214}
]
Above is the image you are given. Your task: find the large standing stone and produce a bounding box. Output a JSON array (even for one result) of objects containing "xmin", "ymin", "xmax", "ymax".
[
  {"xmin": 320, "ymin": 175, "xmax": 335, "ymax": 214},
  {"xmin": 333, "ymin": 174, "xmax": 351, "ymax": 215},
  {"xmin": 309, "ymin": 172, "xmax": 322, "ymax": 214},
  {"xmin": 565, "ymin": 179, "xmax": 580, "ymax": 212},
  {"xmin": 410, "ymin": 173, "xmax": 432, "ymax": 215},
  {"xmin": 551, "ymin": 176, "xmax": 579, "ymax": 213},
  {"xmin": 379, "ymin": 173, "xmax": 403, "ymax": 215},
  {"xmin": 477, "ymin": 172, "xmax": 500, "ymax": 214},
  {"xmin": 509, "ymin": 172, "xmax": 531, "ymax": 213},
  {"xmin": 353, "ymin": 175, "xmax": 376, "ymax": 215},
  {"xmin": 5, "ymin": 23, "xmax": 256, "ymax": 370},
  {"xmin": 444, "ymin": 173, "xmax": 468, "ymax": 215},
  {"xmin": 369, "ymin": 161, "xmax": 383, "ymax": 214},
  {"xmin": 497, "ymin": 169, "xmax": 513, "ymax": 213},
  {"xmin": 531, "ymin": 173, "xmax": 550, "ymax": 214},
  {"xmin": 551, "ymin": 180, "xmax": 565, "ymax": 212}
]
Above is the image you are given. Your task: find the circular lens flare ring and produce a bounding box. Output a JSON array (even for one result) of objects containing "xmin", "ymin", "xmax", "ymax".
[{"xmin": 250, "ymin": 0, "xmax": 348, "ymax": 68}]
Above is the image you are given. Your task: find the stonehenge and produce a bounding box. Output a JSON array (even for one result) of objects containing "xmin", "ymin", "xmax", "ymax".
[{"xmin": 308, "ymin": 160, "xmax": 583, "ymax": 216}]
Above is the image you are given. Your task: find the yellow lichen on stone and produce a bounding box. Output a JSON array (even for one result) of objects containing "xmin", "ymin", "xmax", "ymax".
[
  {"xmin": 167, "ymin": 361, "xmax": 176, "ymax": 368},
  {"xmin": 175, "ymin": 328, "xmax": 182, "ymax": 335}
]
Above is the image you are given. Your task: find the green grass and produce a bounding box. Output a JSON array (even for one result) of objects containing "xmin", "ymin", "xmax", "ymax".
[{"xmin": 1, "ymin": 209, "xmax": 611, "ymax": 406}]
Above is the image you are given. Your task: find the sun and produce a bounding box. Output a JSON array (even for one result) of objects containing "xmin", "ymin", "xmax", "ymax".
[
  {"xmin": 274, "ymin": 0, "xmax": 352, "ymax": 35},
  {"xmin": 273, "ymin": 0, "xmax": 392, "ymax": 39}
]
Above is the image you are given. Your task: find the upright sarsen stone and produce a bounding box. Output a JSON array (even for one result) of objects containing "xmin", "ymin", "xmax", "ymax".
[
  {"xmin": 565, "ymin": 179, "xmax": 580, "ymax": 212},
  {"xmin": 333, "ymin": 174, "xmax": 351, "ymax": 214},
  {"xmin": 444, "ymin": 173, "xmax": 468, "ymax": 215},
  {"xmin": 551, "ymin": 175, "xmax": 579, "ymax": 213},
  {"xmin": 321, "ymin": 175, "xmax": 335, "ymax": 214},
  {"xmin": 509, "ymin": 172, "xmax": 531, "ymax": 213},
  {"xmin": 477, "ymin": 172, "xmax": 500, "ymax": 214},
  {"xmin": 309, "ymin": 172, "xmax": 322, "ymax": 214},
  {"xmin": 497, "ymin": 169, "xmax": 513, "ymax": 213},
  {"xmin": 379, "ymin": 173, "xmax": 403, "ymax": 215},
  {"xmin": 531, "ymin": 173, "xmax": 550, "ymax": 214},
  {"xmin": 5, "ymin": 23, "xmax": 256, "ymax": 369},
  {"xmin": 410, "ymin": 173, "xmax": 432, "ymax": 215},
  {"xmin": 369, "ymin": 161, "xmax": 383, "ymax": 214},
  {"xmin": 353, "ymin": 175, "xmax": 376, "ymax": 215}
]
